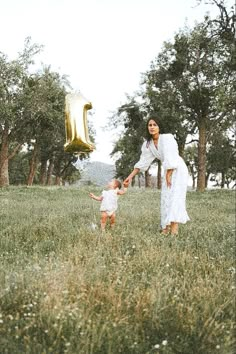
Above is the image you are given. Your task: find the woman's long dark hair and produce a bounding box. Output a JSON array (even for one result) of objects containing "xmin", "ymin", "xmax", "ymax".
[{"xmin": 145, "ymin": 115, "xmax": 161, "ymax": 142}]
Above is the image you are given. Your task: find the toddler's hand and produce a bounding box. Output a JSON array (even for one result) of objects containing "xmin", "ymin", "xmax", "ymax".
[{"xmin": 123, "ymin": 181, "xmax": 129, "ymax": 188}]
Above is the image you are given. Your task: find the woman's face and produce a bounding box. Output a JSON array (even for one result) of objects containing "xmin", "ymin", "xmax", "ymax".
[{"xmin": 148, "ymin": 119, "xmax": 159, "ymax": 136}]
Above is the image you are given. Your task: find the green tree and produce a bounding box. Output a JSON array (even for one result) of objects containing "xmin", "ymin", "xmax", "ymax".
[
  {"xmin": 207, "ymin": 130, "xmax": 236, "ymax": 188},
  {"xmin": 143, "ymin": 22, "xmax": 234, "ymax": 191},
  {"xmin": 20, "ymin": 66, "xmax": 70, "ymax": 186},
  {"xmin": 143, "ymin": 38, "xmax": 195, "ymax": 157},
  {"xmin": 0, "ymin": 38, "xmax": 42, "ymax": 187},
  {"xmin": 8, "ymin": 151, "xmax": 30, "ymax": 185}
]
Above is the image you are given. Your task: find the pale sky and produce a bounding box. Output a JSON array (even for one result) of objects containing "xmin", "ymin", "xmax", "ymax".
[{"xmin": 0, "ymin": 0, "xmax": 220, "ymax": 164}]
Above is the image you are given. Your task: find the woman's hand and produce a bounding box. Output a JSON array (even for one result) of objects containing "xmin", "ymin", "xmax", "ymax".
[
  {"xmin": 124, "ymin": 168, "xmax": 140, "ymax": 186},
  {"xmin": 124, "ymin": 176, "xmax": 132, "ymax": 186},
  {"xmin": 123, "ymin": 180, "xmax": 130, "ymax": 188},
  {"xmin": 166, "ymin": 169, "xmax": 173, "ymax": 188}
]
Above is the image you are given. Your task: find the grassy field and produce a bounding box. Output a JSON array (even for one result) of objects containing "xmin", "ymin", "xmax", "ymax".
[{"xmin": 0, "ymin": 186, "xmax": 235, "ymax": 354}]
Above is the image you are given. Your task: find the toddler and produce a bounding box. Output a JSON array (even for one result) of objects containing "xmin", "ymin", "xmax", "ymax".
[{"xmin": 89, "ymin": 179, "xmax": 128, "ymax": 231}]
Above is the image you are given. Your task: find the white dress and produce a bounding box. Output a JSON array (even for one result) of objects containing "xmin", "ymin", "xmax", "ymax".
[
  {"xmin": 134, "ymin": 134, "xmax": 190, "ymax": 229},
  {"xmin": 100, "ymin": 189, "xmax": 118, "ymax": 216}
]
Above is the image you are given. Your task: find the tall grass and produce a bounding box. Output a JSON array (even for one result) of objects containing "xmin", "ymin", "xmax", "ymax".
[{"xmin": 0, "ymin": 186, "xmax": 235, "ymax": 354}]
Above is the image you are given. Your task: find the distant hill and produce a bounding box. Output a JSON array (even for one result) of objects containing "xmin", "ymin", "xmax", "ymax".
[{"xmin": 76, "ymin": 161, "xmax": 116, "ymax": 186}]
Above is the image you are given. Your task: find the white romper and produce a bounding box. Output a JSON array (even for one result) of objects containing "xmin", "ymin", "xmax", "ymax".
[
  {"xmin": 100, "ymin": 189, "xmax": 118, "ymax": 216},
  {"xmin": 134, "ymin": 134, "xmax": 190, "ymax": 229}
]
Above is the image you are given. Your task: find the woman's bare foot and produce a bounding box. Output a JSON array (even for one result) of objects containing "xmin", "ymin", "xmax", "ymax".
[
  {"xmin": 170, "ymin": 222, "xmax": 178, "ymax": 235},
  {"xmin": 160, "ymin": 226, "xmax": 170, "ymax": 235}
]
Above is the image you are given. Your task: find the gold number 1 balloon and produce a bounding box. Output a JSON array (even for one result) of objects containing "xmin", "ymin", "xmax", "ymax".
[{"xmin": 64, "ymin": 92, "xmax": 95, "ymax": 153}]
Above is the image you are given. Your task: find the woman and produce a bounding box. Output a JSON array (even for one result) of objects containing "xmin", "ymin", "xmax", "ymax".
[{"xmin": 124, "ymin": 116, "xmax": 190, "ymax": 235}]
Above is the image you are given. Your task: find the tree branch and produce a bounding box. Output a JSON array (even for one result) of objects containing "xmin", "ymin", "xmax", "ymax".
[
  {"xmin": 8, "ymin": 144, "xmax": 22, "ymax": 160},
  {"xmin": 60, "ymin": 159, "xmax": 73, "ymax": 176},
  {"xmin": 186, "ymin": 139, "xmax": 199, "ymax": 144}
]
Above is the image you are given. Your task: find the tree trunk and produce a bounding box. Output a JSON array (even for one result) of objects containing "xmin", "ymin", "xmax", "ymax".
[
  {"xmin": 221, "ymin": 172, "xmax": 225, "ymax": 188},
  {"xmin": 197, "ymin": 120, "xmax": 207, "ymax": 192},
  {"xmin": 0, "ymin": 128, "xmax": 9, "ymax": 187},
  {"xmin": 145, "ymin": 168, "xmax": 151, "ymax": 188},
  {"xmin": 205, "ymin": 173, "xmax": 210, "ymax": 188},
  {"xmin": 39, "ymin": 158, "xmax": 47, "ymax": 185},
  {"xmin": 157, "ymin": 160, "xmax": 162, "ymax": 189},
  {"xmin": 138, "ymin": 175, "xmax": 141, "ymax": 188},
  {"xmin": 46, "ymin": 157, "xmax": 54, "ymax": 185},
  {"xmin": 192, "ymin": 176, "xmax": 196, "ymax": 190},
  {"xmin": 178, "ymin": 142, "xmax": 185, "ymax": 158},
  {"xmin": 189, "ymin": 165, "xmax": 196, "ymax": 189},
  {"xmin": 225, "ymin": 177, "xmax": 230, "ymax": 189},
  {"xmin": 54, "ymin": 159, "xmax": 61, "ymax": 186},
  {"xmin": 55, "ymin": 176, "xmax": 61, "ymax": 185},
  {"xmin": 27, "ymin": 143, "xmax": 39, "ymax": 186}
]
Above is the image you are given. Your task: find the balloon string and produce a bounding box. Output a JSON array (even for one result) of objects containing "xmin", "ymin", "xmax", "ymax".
[
  {"xmin": 92, "ymin": 198, "xmax": 97, "ymax": 222},
  {"xmin": 91, "ymin": 197, "xmax": 98, "ymax": 229},
  {"xmin": 91, "ymin": 164, "xmax": 104, "ymax": 231}
]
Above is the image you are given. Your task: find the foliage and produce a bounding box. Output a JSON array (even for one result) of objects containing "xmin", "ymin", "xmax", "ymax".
[
  {"xmin": 0, "ymin": 38, "xmax": 43, "ymax": 186},
  {"xmin": 197, "ymin": 0, "xmax": 236, "ymax": 47},
  {"xmin": 0, "ymin": 39, "xmax": 42, "ymax": 142},
  {"xmin": 8, "ymin": 151, "xmax": 30, "ymax": 185},
  {"xmin": 207, "ymin": 130, "xmax": 236, "ymax": 187},
  {"xmin": 110, "ymin": 97, "xmax": 146, "ymax": 180},
  {"xmin": 142, "ymin": 38, "xmax": 194, "ymax": 155},
  {"xmin": 184, "ymin": 144, "xmax": 198, "ymax": 189},
  {"xmin": 0, "ymin": 187, "xmax": 235, "ymax": 353},
  {"xmin": 22, "ymin": 66, "xmax": 73, "ymax": 185},
  {"xmin": 146, "ymin": 21, "xmax": 233, "ymax": 134}
]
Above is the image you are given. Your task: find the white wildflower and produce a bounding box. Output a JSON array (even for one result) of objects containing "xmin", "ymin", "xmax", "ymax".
[{"xmin": 228, "ymin": 267, "xmax": 235, "ymax": 274}]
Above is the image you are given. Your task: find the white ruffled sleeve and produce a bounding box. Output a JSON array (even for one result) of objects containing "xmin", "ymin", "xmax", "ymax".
[
  {"xmin": 134, "ymin": 141, "xmax": 155, "ymax": 171},
  {"xmin": 161, "ymin": 134, "xmax": 179, "ymax": 170}
]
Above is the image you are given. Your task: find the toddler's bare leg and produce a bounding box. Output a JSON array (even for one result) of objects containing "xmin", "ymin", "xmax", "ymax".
[
  {"xmin": 101, "ymin": 212, "xmax": 107, "ymax": 231},
  {"xmin": 110, "ymin": 213, "xmax": 116, "ymax": 229}
]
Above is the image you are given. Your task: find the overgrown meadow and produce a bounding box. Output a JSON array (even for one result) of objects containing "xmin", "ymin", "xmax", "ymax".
[{"xmin": 0, "ymin": 186, "xmax": 235, "ymax": 354}]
